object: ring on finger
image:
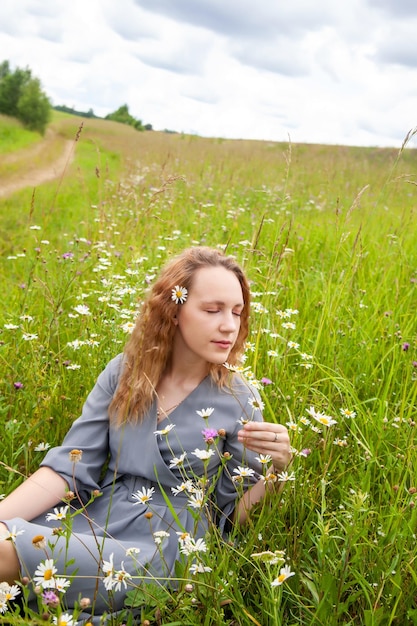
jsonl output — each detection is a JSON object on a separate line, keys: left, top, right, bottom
{"left": 274, "top": 432, "right": 279, "bottom": 442}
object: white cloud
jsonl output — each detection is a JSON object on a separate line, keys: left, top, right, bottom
{"left": 0, "top": 0, "right": 416, "bottom": 147}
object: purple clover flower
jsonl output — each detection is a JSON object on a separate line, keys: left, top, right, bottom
{"left": 42, "top": 590, "right": 59, "bottom": 607}
{"left": 402, "top": 342, "right": 410, "bottom": 352}
{"left": 13, "top": 381, "right": 23, "bottom": 389}
{"left": 202, "top": 428, "right": 218, "bottom": 443}
{"left": 261, "top": 377, "right": 273, "bottom": 386}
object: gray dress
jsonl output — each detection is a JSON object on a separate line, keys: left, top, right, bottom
{"left": 5, "top": 354, "right": 263, "bottom": 618}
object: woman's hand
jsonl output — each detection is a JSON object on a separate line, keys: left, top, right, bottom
{"left": 237, "top": 422, "right": 292, "bottom": 472}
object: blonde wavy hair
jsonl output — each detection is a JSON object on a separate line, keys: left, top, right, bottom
{"left": 109, "top": 246, "right": 251, "bottom": 425}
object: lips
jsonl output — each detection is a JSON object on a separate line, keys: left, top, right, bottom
{"left": 213, "top": 341, "right": 232, "bottom": 349}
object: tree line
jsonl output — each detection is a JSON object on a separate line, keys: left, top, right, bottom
{"left": 0, "top": 60, "right": 153, "bottom": 134}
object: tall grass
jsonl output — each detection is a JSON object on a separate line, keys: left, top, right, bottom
{"left": 0, "top": 116, "right": 416, "bottom": 624}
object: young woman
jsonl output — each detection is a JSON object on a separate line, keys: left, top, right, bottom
{"left": 0, "top": 246, "right": 291, "bottom": 620}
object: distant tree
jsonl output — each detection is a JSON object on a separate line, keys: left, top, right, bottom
{"left": 17, "top": 77, "right": 51, "bottom": 133}
{"left": 54, "top": 104, "right": 98, "bottom": 119}
{"left": 0, "top": 60, "right": 51, "bottom": 134}
{"left": 105, "top": 104, "right": 144, "bottom": 131}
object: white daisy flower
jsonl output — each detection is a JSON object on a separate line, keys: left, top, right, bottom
{"left": 45, "top": 506, "right": 69, "bottom": 522}
{"left": 271, "top": 564, "right": 295, "bottom": 586}
{"left": 132, "top": 486, "right": 155, "bottom": 505}
{"left": 33, "top": 558, "right": 57, "bottom": 589}
{"left": 191, "top": 448, "right": 215, "bottom": 461}
{"left": 154, "top": 423, "right": 176, "bottom": 438}
{"left": 189, "top": 562, "right": 212, "bottom": 575}
{"left": 196, "top": 407, "right": 214, "bottom": 418}
{"left": 171, "top": 285, "right": 188, "bottom": 304}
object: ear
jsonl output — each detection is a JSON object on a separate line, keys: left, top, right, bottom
{"left": 173, "top": 316, "right": 178, "bottom": 326}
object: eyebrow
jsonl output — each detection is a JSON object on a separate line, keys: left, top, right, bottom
{"left": 201, "top": 300, "right": 244, "bottom": 308}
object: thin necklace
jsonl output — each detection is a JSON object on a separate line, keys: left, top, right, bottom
{"left": 156, "top": 403, "right": 179, "bottom": 418}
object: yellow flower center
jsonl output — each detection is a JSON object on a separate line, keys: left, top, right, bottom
{"left": 44, "top": 569, "right": 53, "bottom": 581}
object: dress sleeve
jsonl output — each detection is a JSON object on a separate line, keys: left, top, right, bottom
{"left": 39, "top": 354, "right": 122, "bottom": 501}
{"left": 215, "top": 384, "right": 264, "bottom": 534}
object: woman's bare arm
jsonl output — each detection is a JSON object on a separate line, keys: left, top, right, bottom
{"left": 0, "top": 467, "right": 69, "bottom": 522}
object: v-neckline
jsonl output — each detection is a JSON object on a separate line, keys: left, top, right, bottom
{"left": 154, "top": 375, "right": 209, "bottom": 425}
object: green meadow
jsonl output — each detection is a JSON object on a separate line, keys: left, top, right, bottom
{"left": 0, "top": 112, "right": 416, "bottom": 625}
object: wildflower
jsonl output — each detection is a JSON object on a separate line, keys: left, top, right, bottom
{"left": 402, "top": 342, "right": 410, "bottom": 351}
{"left": 277, "top": 471, "right": 296, "bottom": 482}
{"left": 192, "top": 448, "right": 215, "bottom": 461}
{"left": 42, "top": 590, "right": 59, "bottom": 607}
{"left": 4, "top": 323, "right": 19, "bottom": 330}
{"left": 102, "top": 553, "right": 115, "bottom": 590}
{"left": 113, "top": 565, "right": 132, "bottom": 591}
{"left": 255, "top": 454, "right": 272, "bottom": 465}
{"left": 52, "top": 612, "right": 77, "bottom": 625}
{"left": 287, "top": 341, "right": 300, "bottom": 349}
{"left": 33, "top": 558, "right": 57, "bottom": 589}
{"left": 306, "top": 406, "right": 337, "bottom": 427}
{"left": 333, "top": 438, "right": 348, "bottom": 447}
{"left": 0, "top": 525, "right": 24, "bottom": 542}
{"left": 121, "top": 321, "right": 135, "bottom": 333}
{"left": 179, "top": 536, "right": 207, "bottom": 555}
{"left": 282, "top": 322, "right": 296, "bottom": 330}
{"left": 189, "top": 562, "right": 212, "bottom": 575}
{"left": 187, "top": 490, "right": 205, "bottom": 509}
{"left": 69, "top": 449, "right": 82, "bottom": 463}
{"left": 13, "top": 381, "right": 23, "bottom": 389}
{"left": 169, "top": 452, "right": 187, "bottom": 468}
{"left": 125, "top": 547, "right": 140, "bottom": 557}
{"left": 171, "top": 285, "right": 188, "bottom": 304}
{"left": 62, "top": 252, "right": 74, "bottom": 259}
{"left": 73, "top": 304, "right": 91, "bottom": 315}
{"left": 0, "top": 582, "right": 21, "bottom": 602}
{"left": 233, "top": 466, "right": 256, "bottom": 478}
{"left": 271, "top": 564, "right": 295, "bottom": 587}
{"left": 45, "top": 506, "right": 69, "bottom": 522}
{"left": 132, "top": 487, "right": 155, "bottom": 505}
{"left": 261, "top": 377, "right": 273, "bottom": 385}
{"left": 248, "top": 397, "right": 265, "bottom": 411}
{"left": 252, "top": 550, "right": 286, "bottom": 565}
{"left": 22, "top": 333, "right": 38, "bottom": 341}
{"left": 202, "top": 427, "right": 218, "bottom": 443}
{"left": 196, "top": 407, "right": 214, "bottom": 418}
{"left": 340, "top": 408, "right": 357, "bottom": 419}
{"left": 34, "top": 442, "right": 51, "bottom": 452}
{"left": 300, "top": 448, "right": 311, "bottom": 457}
{"left": 286, "top": 421, "right": 301, "bottom": 433}
{"left": 54, "top": 577, "right": 71, "bottom": 592}
{"left": 153, "top": 530, "right": 170, "bottom": 545}
{"left": 300, "top": 352, "right": 313, "bottom": 360}
{"left": 261, "top": 472, "right": 277, "bottom": 485}
{"left": 32, "top": 534, "right": 46, "bottom": 549}
{"left": 154, "top": 423, "right": 176, "bottom": 437}
{"left": 30, "top": 225, "right": 41, "bottom": 230}
{"left": 299, "top": 362, "right": 313, "bottom": 369}
{"left": 171, "top": 480, "right": 194, "bottom": 495}
{"left": 267, "top": 350, "right": 279, "bottom": 357}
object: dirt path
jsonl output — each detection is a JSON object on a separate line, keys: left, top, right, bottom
{"left": 0, "top": 137, "right": 75, "bottom": 199}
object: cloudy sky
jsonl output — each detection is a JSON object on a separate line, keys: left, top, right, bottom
{"left": 1, "top": 0, "right": 417, "bottom": 148}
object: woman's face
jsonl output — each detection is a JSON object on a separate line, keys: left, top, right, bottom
{"left": 173, "top": 265, "right": 244, "bottom": 368}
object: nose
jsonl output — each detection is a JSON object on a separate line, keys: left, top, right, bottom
{"left": 219, "top": 311, "right": 239, "bottom": 333}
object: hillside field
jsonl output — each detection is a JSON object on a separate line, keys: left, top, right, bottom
{"left": 0, "top": 112, "right": 416, "bottom": 625}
